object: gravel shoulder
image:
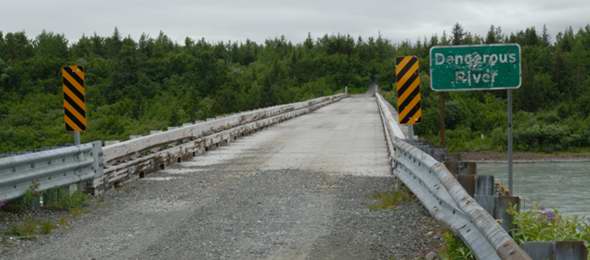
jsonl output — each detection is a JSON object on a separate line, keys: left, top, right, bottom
{"left": 1, "top": 96, "right": 443, "bottom": 259}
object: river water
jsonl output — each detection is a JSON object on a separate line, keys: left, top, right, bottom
{"left": 477, "top": 161, "right": 590, "bottom": 220}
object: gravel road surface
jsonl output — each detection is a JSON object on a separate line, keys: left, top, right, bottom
{"left": 4, "top": 96, "right": 442, "bottom": 259}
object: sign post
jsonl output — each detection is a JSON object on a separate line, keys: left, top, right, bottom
{"left": 507, "top": 90, "right": 513, "bottom": 194}
{"left": 429, "top": 43, "right": 521, "bottom": 194}
{"left": 62, "top": 65, "right": 87, "bottom": 145}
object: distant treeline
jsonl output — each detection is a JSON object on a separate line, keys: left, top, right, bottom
{"left": 0, "top": 23, "right": 589, "bottom": 153}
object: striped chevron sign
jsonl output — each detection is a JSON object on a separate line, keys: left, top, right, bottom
{"left": 395, "top": 56, "right": 422, "bottom": 125}
{"left": 62, "top": 65, "right": 87, "bottom": 131}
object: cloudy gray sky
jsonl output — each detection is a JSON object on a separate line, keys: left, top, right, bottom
{"left": 1, "top": 0, "right": 589, "bottom": 44}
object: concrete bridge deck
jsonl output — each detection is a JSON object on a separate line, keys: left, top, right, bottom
{"left": 9, "top": 96, "right": 441, "bottom": 260}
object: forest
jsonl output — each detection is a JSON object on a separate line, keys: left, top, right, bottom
{"left": 0, "top": 23, "right": 589, "bottom": 154}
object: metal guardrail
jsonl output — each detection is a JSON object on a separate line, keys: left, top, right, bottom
{"left": 375, "top": 93, "right": 531, "bottom": 260}
{"left": 0, "top": 142, "right": 103, "bottom": 202}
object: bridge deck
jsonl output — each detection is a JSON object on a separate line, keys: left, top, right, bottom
{"left": 12, "top": 96, "right": 441, "bottom": 260}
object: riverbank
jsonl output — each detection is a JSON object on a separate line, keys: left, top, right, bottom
{"left": 459, "top": 151, "right": 590, "bottom": 163}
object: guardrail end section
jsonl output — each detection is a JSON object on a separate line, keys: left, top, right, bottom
{"left": 497, "top": 240, "right": 532, "bottom": 260}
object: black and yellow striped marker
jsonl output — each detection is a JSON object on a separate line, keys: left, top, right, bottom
{"left": 395, "top": 56, "right": 422, "bottom": 125}
{"left": 62, "top": 65, "right": 87, "bottom": 131}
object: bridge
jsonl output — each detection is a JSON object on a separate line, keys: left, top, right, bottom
{"left": 1, "top": 91, "right": 532, "bottom": 259}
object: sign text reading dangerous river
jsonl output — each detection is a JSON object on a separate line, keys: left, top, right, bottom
{"left": 429, "top": 43, "right": 521, "bottom": 91}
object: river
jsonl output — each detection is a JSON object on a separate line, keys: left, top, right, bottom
{"left": 477, "top": 161, "right": 590, "bottom": 220}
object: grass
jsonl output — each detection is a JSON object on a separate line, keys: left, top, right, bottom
{"left": 5, "top": 218, "right": 37, "bottom": 239}
{"left": 3, "top": 185, "right": 88, "bottom": 212}
{"left": 2, "top": 184, "right": 42, "bottom": 212}
{"left": 4, "top": 218, "right": 56, "bottom": 238}
{"left": 368, "top": 187, "right": 412, "bottom": 210}
{"left": 508, "top": 205, "right": 590, "bottom": 251}
{"left": 39, "top": 220, "right": 55, "bottom": 235}
{"left": 44, "top": 189, "right": 89, "bottom": 210}
{"left": 439, "top": 230, "right": 475, "bottom": 260}
{"left": 3, "top": 207, "right": 82, "bottom": 239}
{"left": 1, "top": 185, "right": 90, "bottom": 240}
{"left": 57, "top": 216, "right": 69, "bottom": 227}
{"left": 5, "top": 217, "right": 49, "bottom": 239}
{"left": 68, "top": 207, "right": 84, "bottom": 218}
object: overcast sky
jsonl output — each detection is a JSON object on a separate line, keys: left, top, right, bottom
{"left": 1, "top": 0, "right": 589, "bottom": 44}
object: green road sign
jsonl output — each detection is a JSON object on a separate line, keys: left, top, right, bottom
{"left": 429, "top": 43, "right": 521, "bottom": 91}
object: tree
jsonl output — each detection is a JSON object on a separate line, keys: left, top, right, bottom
{"left": 33, "top": 31, "right": 68, "bottom": 58}
{"left": 486, "top": 25, "right": 502, "bottom": 44}
{"left": 541, "top": 25, "right": 550, "bottom": 46}
{"left": 2, "top": 24, "right": 590, "bottom": 154}
{"left": 451, "top": 23, "right": 465, "bottom": 45}
{"left": 2, "top": 32, "right": 33, "bottom": 61}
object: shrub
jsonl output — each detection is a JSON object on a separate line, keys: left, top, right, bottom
{"left": 368, "top": 187, "right": 412, "bottom": 210}
{"left": 509, "top": 205, "right": 590, "bottom": 251}
{"left": 44, "top": 189, "right": 89, "bottom": 210}
{"left": 440, "top": 230, "right": 475, "bottom": 260}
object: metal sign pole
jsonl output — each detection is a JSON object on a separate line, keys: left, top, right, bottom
{"left": 74, "top": 132, "right": 81, "bottom": 146}
{"left": 507, "top": 89, "right": 513, "bottom": 195}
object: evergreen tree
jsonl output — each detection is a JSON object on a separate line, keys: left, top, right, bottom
{"left": 451, "top": 23, "right": 465, "bottom": 45}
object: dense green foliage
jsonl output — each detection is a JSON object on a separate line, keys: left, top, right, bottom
{"left": 510, "top": 206, "right": 590, "bottom": 249}
{"left": 1, "top": 23, "right": 590, "bottom": 153}
{"left": 0, "top": 30, "right": 393, "bottom": 153}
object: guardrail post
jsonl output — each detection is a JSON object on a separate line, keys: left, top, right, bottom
{"left": 522, "top": 241, "right": 554, "bottom": 259}
{"left": 456, "top": 161, "right": 477, "bottom": 196}
{"left": 89, "top": 141, "right": 104, "bottom": 195}
{"left": 554, "top": 241, "right": 588, "bottom": 259}
{"left": 522, "top": 241, "right": 588, "bottom": 260}
{"left": 475, "top": 175, "right": 495, "bottom": 195}
{"left": 495, "top": 195, "right": 520, "bottom": 233}
{"left": 458, "top": 161, "right": 477, "bottom": 175}
{"left": 475, "top": 175, "right": 496, "bottom": 214}
{"left": 444, "top": 153, "right": 461, "bottom": 175}
{"left": 457, "top": 175, "right": 476, "bottom": 196}
{"left": 68, "top": 183, "right": 79, "bottom": 195}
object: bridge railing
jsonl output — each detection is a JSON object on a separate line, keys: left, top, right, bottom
{"left": 97, "top": 93, "right": 345, "bottom": 192}
{"left": 375, "top": 93, "right": 530, "bottom": 260}
{"left": 0, "top": 93, "right": 345, "bottom": 201}
{"left": 0, "top": 142, "right": 102, "bottom": 202}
